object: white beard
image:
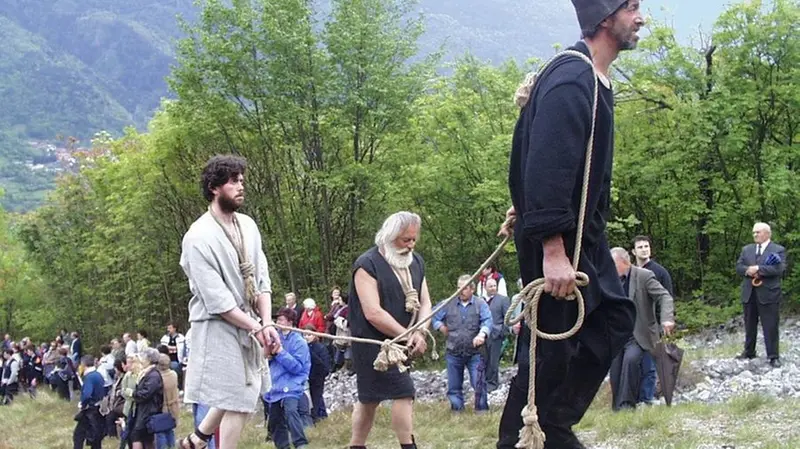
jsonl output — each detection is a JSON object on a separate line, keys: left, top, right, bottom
{"left": 382, "top": 244, "right": 413, "bottom": 269}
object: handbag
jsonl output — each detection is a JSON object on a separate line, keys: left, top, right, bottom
{"left": 332, "top": 309, "right": 351, "bottom": 349}
{"left": 333, "top": 324, "right": 351, "bottom": 349}
{"left": 146, "top": 412, "right": 176, "bottom": 433}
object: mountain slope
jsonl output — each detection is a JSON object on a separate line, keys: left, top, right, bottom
{"left": 0, "top": 0, "right": 731, "bottom": 212}
{"left": 0, "top": 15, "right": 132, "bottom": 139}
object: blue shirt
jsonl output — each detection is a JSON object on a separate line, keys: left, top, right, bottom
{"left": 80, "top": 368, "right": 106, "bottom": 406}
{"left": 432, "top": 295, "right": 493, "bottom": 338}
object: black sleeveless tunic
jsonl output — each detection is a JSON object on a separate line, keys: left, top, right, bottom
{"left": 348, "top": 246, "right": 425, "bottom": 403}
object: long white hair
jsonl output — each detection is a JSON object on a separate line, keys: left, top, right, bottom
{"left": 374, "top": 212, "right": 421, "bottom": 247}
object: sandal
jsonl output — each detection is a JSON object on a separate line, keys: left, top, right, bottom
{"left": 180, "top": 432, "right": 209, "bottom": 449}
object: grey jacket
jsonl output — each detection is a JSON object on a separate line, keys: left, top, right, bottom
{"left": 627, "top": 266, "right": 674, "bottom": 352}
{"left": 736, "top": 241, "right": 786, "bottom": 304}
{"left": 486, "top": 294, "right": 511, "bottom": 340}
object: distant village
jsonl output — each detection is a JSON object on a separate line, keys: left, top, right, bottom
{"left": 20, "top": 138, "right": 108, "bottom": 174}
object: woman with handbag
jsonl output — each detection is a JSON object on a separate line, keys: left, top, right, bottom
{"left": 129, "top": 348, "right": 165, "bottom": 449}
{"left": 331, "top": 297, "right": 352, "bottom": 373}
{"left": 105, "top": 359, "right": 127, "bottom": 438}
{"left": 156, "top": 354, "right": 180, "bottom": 449}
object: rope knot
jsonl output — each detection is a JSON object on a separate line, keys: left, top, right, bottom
{"left": 404, "top": 288, "right": 420, "bottom": 313}
{"left": 240, "top": 261, "right": 255, "bottom": 278}
{"left": 516, "top": 405, "right": 546, "bottom": 449}
{"left": 373, "top": 340, "right": 409, "bottom": 373}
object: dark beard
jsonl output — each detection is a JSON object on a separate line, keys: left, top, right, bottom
{"left": 610, "top": 19, "right": 638, "bottom": 51}
{"left": 619, "top": 37, "right": 637, "bottom": 50}
{"left": 218, "top": 194, "right": 242, "bottom": 213}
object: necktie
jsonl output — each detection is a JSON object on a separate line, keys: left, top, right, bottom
{"left": 756, "top": 244, "right": 762, "bottom": 257}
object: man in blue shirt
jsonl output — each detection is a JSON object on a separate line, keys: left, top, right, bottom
{"left": 433, "top": 275, "right": 494, "bottom": 412}
{"left": 73, "top": 355, "right": 105, "bottom": 449}
{"left": 264, "top": 308, "right": 311, "bottom": 449}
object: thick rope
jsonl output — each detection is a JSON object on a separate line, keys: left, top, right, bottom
{"left": 251, "top": 235, "right": 513, "bottom": 371}
{"left": 208, "top": 207, "right": 268, "bottom": 386}
{"left": 391, "top": 265, "right": 439, "bottom": 361}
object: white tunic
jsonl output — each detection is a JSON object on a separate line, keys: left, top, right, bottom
{"left": 179, "top": 211, "right": 272, "bottom": 412}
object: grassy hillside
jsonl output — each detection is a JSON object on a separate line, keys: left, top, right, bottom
{"left": 3, "top": 385, "right": 800, "bottom": 448}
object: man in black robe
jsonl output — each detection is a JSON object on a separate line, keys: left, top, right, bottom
{"left": 348, "top": 211, "right": 432, "bottom": 449}
{"left": 497, "top": 1, "right": 644, "bottom": 448}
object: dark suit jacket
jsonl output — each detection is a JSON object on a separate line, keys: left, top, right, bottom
{"left": 736, "top": 241, "right": 786, "bottom": 304}
{"left": 70, "top": 338, "right": 82, "bottom": 362}
{"left": 628, "top": 266, "right": 674, "bottom": 352}
{"left": 486, "top": 294, "right": 511, "bottom": 340}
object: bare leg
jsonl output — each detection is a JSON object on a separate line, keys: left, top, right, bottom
{"left": 181, "top": 407, "right": 225, "bottom": 449}
{"left": 197, "top": 408, "right": 225, "bottom": 435}
{"left": 350, "top": 402, "right": 379, "bottom": 446}
{"left": 391, "top": 399, "right": 414, "bottom": 445}
{"left": 132, "top": 443, "right": 143, "bottom": 449}
{"left": 218, "top": 411, "right": 250, "bottom": 449}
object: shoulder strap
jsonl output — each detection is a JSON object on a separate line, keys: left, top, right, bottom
{"left": 514, "top": 49, "right": 598, "bottom": 108}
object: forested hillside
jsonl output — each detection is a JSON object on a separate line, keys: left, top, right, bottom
{"left": 0, "top": 0, "right": 727, "bottom": 211}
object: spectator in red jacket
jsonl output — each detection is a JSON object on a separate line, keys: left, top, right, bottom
{"left": 298, "top": 298, "right": 326, "bottom": 333}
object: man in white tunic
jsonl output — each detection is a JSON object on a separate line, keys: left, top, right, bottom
{"left": 179, "top": 155, "right": 281, "bottom": 449}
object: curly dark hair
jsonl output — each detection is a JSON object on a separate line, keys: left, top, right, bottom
{"left": 201, "top": 155, "right": 248, "bottom": 202}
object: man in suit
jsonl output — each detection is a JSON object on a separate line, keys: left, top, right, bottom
{"left": 609, "top": 247, "right": 674, "bottom": 411}
{"left": 69, "top": 332, "right": 82, "bottom": 364}
{"left": 735, "top": 222, "right": 786, "bottom": 367}
{"left": 483, "top": 278, "right": 511, "bottom": 392}
{"left": 284, "top": 292, "right": 303, "bottom": 327}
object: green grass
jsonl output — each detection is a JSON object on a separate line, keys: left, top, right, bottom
{"left": 4, "top": 387, "right": 800, "bottom": 448}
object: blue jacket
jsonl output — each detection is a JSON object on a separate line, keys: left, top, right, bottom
{"left": 80, "top": 368, "right": 106, "bottom": 406}
{"left": 264, "top": 331, "right": 310, "bottom": 404}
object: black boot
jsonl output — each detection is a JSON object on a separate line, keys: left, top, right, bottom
{"left": 400, "top": 435, "right": 417, "bottom": 449}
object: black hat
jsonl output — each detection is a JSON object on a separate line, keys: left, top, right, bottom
{"left": 571, "top": 0, "right": 629, "bottom": 35}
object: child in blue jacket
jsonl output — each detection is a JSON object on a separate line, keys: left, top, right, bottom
{"left": 264, "top": 308, "right": 311, "bottom": 449}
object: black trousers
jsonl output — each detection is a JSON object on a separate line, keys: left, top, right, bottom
{"left": 497, "top": 297, "right": 634, "bottom": 449}
{"left": 55, "top": 377, "right": 71, "bottom": 401}
{"left": 73, "top": 407, "right": 104, "bottom": 449}
{"left": 743, "top": 292, "right": 780, "bottom": 359}
{"left": 105, "top": 410, "right": 124, "bottom": 438}
{"left": 309, "top": 376, "right": 327, "bottom": 421}
{"left": 608, "top": 339, "right": 645, "bottom": 411}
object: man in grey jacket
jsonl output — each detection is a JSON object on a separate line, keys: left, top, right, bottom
{"left": 609, "top": 247, "right": 675, "bottom": 411}
{"left": 483, "top": 278, "right": 511, "bottom": 392}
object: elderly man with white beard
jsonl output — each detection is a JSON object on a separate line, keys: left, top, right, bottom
{"left": 346, "top": 212, "right": 433, "bottom": 449}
